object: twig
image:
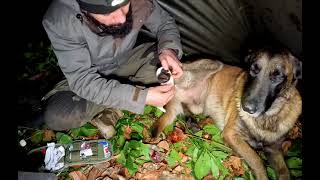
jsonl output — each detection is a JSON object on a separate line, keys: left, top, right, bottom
{"left": 187, "top": 134, "right": 232, "bottom": 153}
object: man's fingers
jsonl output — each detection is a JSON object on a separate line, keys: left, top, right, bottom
{"left": 161, "top": 59, "right": 169, "bottom": 70}
{"left": 159, "top": 84, "right": 174, "bottom": 92}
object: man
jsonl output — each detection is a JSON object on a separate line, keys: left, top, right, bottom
{"left": 42, "top": 0, "right": 183, "bottom": 138}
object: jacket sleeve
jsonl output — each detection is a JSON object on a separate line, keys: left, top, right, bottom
{"left": 42, "top": 17, "right": 148, "bottom": 114}
{"left": 144, "top": 0, "right": 183, "bottom": 59}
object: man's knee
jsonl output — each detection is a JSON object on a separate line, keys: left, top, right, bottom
{"left": 43, "top": 91, "right": 89, "bottom": 130}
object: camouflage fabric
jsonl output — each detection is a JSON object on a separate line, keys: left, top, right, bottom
{"left": 27, "top": 139, "right": 113, "bottom": 172}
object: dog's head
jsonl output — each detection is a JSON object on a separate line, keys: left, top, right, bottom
{"left": 241, "top": 46, "right": 302, "bottom": 117}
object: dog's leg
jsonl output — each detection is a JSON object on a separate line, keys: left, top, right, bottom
{"left": 222, "top": 110, "right": 268, "bottom": 180}
{"left": 223, "top": 130, "right": 268, "bottom": 180}
{"left": 152, "top": 98, "right": 183, "bottom": 137}
{"left": 265, "top": 144, "right": 291, "bottom": 180}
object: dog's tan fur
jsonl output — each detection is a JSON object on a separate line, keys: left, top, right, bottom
{"left": 153, "top": 49, "right": 302, "bottom": 180}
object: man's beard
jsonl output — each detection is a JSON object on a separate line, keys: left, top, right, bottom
{"left": 85, "top": 7, "right": 133, "bottom": 38}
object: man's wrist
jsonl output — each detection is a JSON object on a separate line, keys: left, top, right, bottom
{"left": 159, "top": 48, "right": 178, "bottom": 56}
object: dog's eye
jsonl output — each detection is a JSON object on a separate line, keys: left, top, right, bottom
{"left": 270, "top": 70, "right": 283, "bottom": 82}
{"left": 250, "top": 63, "right": 261, "bottom": 76}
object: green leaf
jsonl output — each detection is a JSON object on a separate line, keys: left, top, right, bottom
{"left": 31, "top": 130, "right": 44, "bottom": 144}
{"left": 56, "top": 132, "right": 73, "bottom": 144}
{"left": 117, "top": 140, "right": 151, "bottom": 175}
{"left": 80, "top": 127, "right": 98, "bottom": 137}
{"left": 193, "top": 114, "right": 207, "bottom": 122}
{"left": 203, "top": 124, "right": 221, "bottom": 135}
{"left": 143, "top": 105, "right": 153, "bottom": 115}
{"left": 185, "top": 161, "right": 192, "bottom": 169}
{"left": 166, "top": 149, "right": 181, "bottom": 167}
{"left": 194, "top": 130, "right": 203, "bottom": 137}
{"left": 210, "top": 157, "right": 220, "bottom": 178}
{"left": 194, "top": 151, "right": 211, "bottom": 179}
{"left": 232, "top": 177, "right": 245, "bottom": 180}
{"left": 173, "top": 141, "right": 185, "bottom": 152}
{"left": 135, "top": 158, "right": 147, "bottom": 165}
{"left": 126, "top": 157, "right": 139, "bottom": 175}
{"left": 286, "top": 139, "right": 302, "bottom": 157}
{"left": 215, "top": 159, "right": 229, "bottom": 176}
{"left": 286, "top": 157, "right": 302, "bottom": 169}
{"left": 131, "top": 123, "right": 144, "bottom": 134}
{"left": 244, "top": 171, "right": 255, "bottom": 180}
{"left": 68, "top": 123, "right": 99, "bottom": 139}
{"left": 185, "top": 146, "right": 196, "bottom": 157}
{"left": 290, "top": 169, "right": 302, "bottom": 177}
{"left": 259, "top": 152, "right": 267, "bottom": 161}
{"left": 69, "top": 128, "right": 81, "bottom": 138}
{"left": 192, "top": 147, "right": 199, "bottom": 162}
{"left": 154, "top": 107, "right": 164, "bottom": 118}
{"left": 130, "top": 132, "right": 144, "bottom": 140}
{"left": 267, "top": 166, "right": 277, "bottom": 180}
{"left": 121, "top": 110, "right": 131, "bottom": 117}
{"left": 163, "top": 122, "right": 174, "bottom": 135}
{"left": 211, "top": 151, "right": 228, "bottom": 161}
{"left": 212, "top": 134, "right": 224, "bottom": 144}
{"left": 111, "top": 135, "right": 125, "bottom": 154}
{"left": 117, "top": 151, "right": 126, "bottom": 165}
{"left": 129, "top": 149, "right": 141, "bottom": 158}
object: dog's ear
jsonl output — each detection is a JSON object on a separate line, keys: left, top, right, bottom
{"left": 293, "top": 57, "right": 302, "bottom": 80}
{"left": 244, "top": 52, "right": 255, "bottom": 65}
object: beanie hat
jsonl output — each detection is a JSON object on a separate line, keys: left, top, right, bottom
{"left": 77, "top": 0, "right": 130, "bottom": 14}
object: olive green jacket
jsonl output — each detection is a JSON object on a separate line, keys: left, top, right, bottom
{"left": 42, "top": 0, "right": 182, "bottom": 113}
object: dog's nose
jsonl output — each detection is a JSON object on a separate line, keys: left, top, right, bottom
{"left": 243, "top": 102, "right": 257, "bottom": 114}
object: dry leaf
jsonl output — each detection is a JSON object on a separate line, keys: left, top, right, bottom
{"left": 70, "top": 165, "right": 86, "bottom": 169}
{"left": 143, "top": 127, "right": 150, "bottom": 139}
{"left": 100, "top": 166, "right": 121, "bottom": 178}
{"left": 69, "top": 171, "right": 87, "bottom": 180}
{"left": 160, "top": 171, "right": 194, "bottom": 180}
{"left": 119, "top": 167, "right": 130, "bottom": 179}
{"left": 140, "top": 170, "right": 162, "bottom": 180}
{"left": 144, "top": 137, "right": 162, "bottom": 144}
{"left": 157, "top": 141, "right": 170, "bottom": 151}
{"left": 180, "top": 153, "right": 189, "bottom": 163}
{"left": 198, "top": 118, "right": 215, "bottom": 128}
{"left": 167, "top": 128, "right": 187, "bottom": 143}
{"left": 135, "top": 172, "right": 144, "bottom": 179}
{"left": 43, "top": 129, "right": 55, "bottom": 141}
{"left": 203, "top": 133, "right": 210, "bottom": 140}
{"left": 94, "top": 162, "right": 111, "bottom": 171}
{"left": 29, "top": 71, "right": 49, "bottom": 80}
{"left": 203, "top": 175, "right": 214, "bottom": 180}
{"left": 184, "top": 167, "right": 192, "bottom": 175}
{"left": 172, "top": 165, "right": 184, "bottom": 174}
{"left": 124, "top": 125, "right": 132, "bottom": 140}
{"left": 223, "top": 156, "right": 245, "bottom": 177}
{"left": 102, "top": 177, "right": 112, "bottom": 180}
{"left": 87, "top": 167, "right": 102, "bottom": 180}
{"left": 80, "top": 135, "right": 100, "bottom": 140}
{"left": 141, "top": 163, "right": 160, "bottom": 172}
{"left": 282, "top": 140, "right": 292, "bottom": 154}
{"left": 288, "top": 121, "right": 302, "bottom": 139}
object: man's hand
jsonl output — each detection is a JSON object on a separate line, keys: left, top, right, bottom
{"left": 145, "top": 84, "right": 175, "bottom": 107}
{"left": 159, "top": 49, "right": 183, "bottom": 79}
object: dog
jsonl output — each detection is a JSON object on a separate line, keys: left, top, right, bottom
{"left": 153, "top": 47, "right": 302, "bottom": 180}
